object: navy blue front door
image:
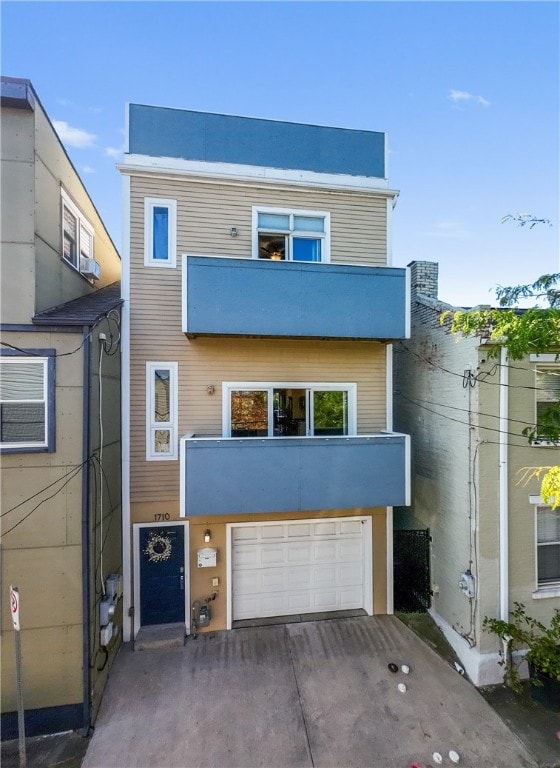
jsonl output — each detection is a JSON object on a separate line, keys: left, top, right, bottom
{"left": 139, "top": 526, "right": 185, "bottom": 625}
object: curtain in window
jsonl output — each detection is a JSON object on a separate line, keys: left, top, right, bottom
{"left": 0, "top": 360, "right": 46, "bottom": 444}
{"left": 537, "top": 508, "right": 560, "bottom": 584}
{"left": 292, "top": 238, "right": 321, "bottom": 262}
{"left": 152, "top": 207, "right": 169, "bottom": 261}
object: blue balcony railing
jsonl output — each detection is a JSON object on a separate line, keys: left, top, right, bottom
{"left": 181, "top": 433, "right": 410, "bottom": 516}
{"left": 183, "top": 256, "right": 409, "bottom": 340}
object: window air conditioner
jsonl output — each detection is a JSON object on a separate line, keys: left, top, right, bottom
{"left": 80, "top": 257, "right": 101, "bottom": 280}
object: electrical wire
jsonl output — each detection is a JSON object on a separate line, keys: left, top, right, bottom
{"left": 398, "top": 391, "right": 557, "bottom": 444}
{"left": 397, "top": 342, "right": 558, "bottom": 392}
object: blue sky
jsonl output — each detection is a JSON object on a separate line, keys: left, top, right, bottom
{"left": 2, "top": 1, "right": 558, "bottom": 306}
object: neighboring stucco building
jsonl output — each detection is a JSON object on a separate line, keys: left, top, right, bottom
{"left": 394, "top": 260, "right": 560, "bottom": 686}
{"left": 1, "top": 77, "right": 122, "bottom": 737}
{"left": 119, "top": 105, "right": 411, "bottom": 642}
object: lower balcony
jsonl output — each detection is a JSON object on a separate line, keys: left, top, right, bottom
{"left": 181, "top": 433, "right": 410, "bottom": 516}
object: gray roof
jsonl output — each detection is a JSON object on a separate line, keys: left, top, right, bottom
{"left": 32, "top": 282, "right": 122, "bottom": 326}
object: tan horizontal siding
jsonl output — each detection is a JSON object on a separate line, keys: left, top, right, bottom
{"left": 130, "top": 175, "right": 387, "bottom": 267}
{"left": 130, "top": 337, "right": 387, "bottom": 502}
{"left": 129, "top": 172, "right": 389, "bottom": 502}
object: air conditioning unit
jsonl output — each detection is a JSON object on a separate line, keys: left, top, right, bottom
{"left": 80, "top": 257, "right": 101, "bottom": 280}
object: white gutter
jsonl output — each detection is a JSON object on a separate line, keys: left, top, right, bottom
{"left": 499, "top": 346, "right": 509, "bottom": 621}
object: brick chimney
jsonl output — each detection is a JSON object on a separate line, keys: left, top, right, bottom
{"left": 408, "top": 261, "right": 439, "bottom": 299}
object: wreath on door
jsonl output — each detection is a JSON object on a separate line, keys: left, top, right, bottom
{"left": 143, "top": 532, "right": 173, "bottom": 563}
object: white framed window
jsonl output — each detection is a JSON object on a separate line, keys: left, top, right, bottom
{"left": 146, "top": 362, "right": 178, "bottom": 460}
{"left": 252, "top": 207, "right": 330, "bottom": 263}
{"left": 144, "top": 198, "right": 177, "bottom": 267}
{"left": 534, "top": 365, "right": 560, "bottom": 444}
{"left": 536, "top": 505, "right": 560, "bottom": 589}
{"left": 0, "top": 354, "right": 55, "bottom": 452}
{"left": 61, "top": 189, "right": 96, "bottom": 276}
{"left": 222, "top": 382, "right": 356, "bottom": 438}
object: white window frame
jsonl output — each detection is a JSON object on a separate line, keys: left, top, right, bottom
{"left": 251, "top": 206, "right": 331, "bottom": 263}
{"left": 0, "top": 355, "right": 52, "bottom": 452}
{"left": 222, "top": 381, "right": 356, "bottom": 437}
{"left": 146, "top": 362, "right": 178, "bottom": 460}
{"left": 532, "top": 363, "right": 560, "bottom": 446}
{"left": 61, "top": 189, "right": 96, "bottom": 275}
{"left": 531, "top": 499, "right": 560, "bottom": 597}
{"left": 144, "top": 197, "right": 177, "bottom": 267}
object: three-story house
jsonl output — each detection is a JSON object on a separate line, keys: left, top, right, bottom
{"left": 120, "top": 105, "right": 410, "bottom": 641}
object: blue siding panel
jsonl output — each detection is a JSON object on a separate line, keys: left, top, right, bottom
{"left": 129, "top": 105, "right": 385, "bottom": 178}
{"left": 184, "top": 436, "right": 407, "bottom": 515}
{"left": 186, "top": 257, "right": 407, "bottom": 340}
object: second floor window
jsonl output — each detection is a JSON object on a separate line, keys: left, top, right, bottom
{"left": 253, "top": 207, "right": 330, "bottom": 263}
{"left": 61, "top": 190, "right": 95, "bottom": 271}
{"left": 0, "top": 354, "right": 55, "bottom": 452}
{"left": 224, "top": 383, "right": 355, "bottom": 438}
{"left": 146, "top": 362, "right": 178, "bottom": 460}
{"left": 535, "top": 365, "right": 560, "bottom": 443}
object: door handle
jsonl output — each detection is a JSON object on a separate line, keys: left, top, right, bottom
{"left": 179, "top": 566, "right": 184, "bottom": 591}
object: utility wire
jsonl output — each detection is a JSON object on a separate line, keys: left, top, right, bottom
{"left": 397, "top": 342, "right": 558, "bottom": 392}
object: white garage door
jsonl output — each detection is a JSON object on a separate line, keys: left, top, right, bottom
{"left": 231, "top": 518, "right": 368, "bottom": 621}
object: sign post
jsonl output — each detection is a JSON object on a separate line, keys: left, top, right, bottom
{"left": 10, "top": 586, "right": 26, "bottom": 768}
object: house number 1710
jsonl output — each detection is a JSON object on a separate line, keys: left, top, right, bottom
{"left": 154, "top": 513, "right": 170, "bottom": 521}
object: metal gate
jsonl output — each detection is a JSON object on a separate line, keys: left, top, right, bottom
{"left": 393, "top": 529, "right": 431, "bottom": 612}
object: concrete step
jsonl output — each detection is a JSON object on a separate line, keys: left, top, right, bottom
{"left": 134, "top": 623, "right": 185, "bottom": 650}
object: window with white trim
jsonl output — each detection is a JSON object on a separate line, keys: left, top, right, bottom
{"left": 224, "top": 383, "right": 356, "bottom": 437}
{"left": 0, "top": 354, "right": 55, "bottom": 452}
{"left": 253, "top": 207, "right": 330, "bottom": 263}
{"left": 61, "top": 190, "right": 97, "bottom": 277}
{"left": 537, "top": 506, "right": 560, "bottom": 588}
{"left": 146, "top": 362, "right": 178, "bottom": 460}
{"left": 144, "top": 198, "right": 177, "bottom": 267}
{"left": 535, "top": 365, "right": 560, "bottom": 443}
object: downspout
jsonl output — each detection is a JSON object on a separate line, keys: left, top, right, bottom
{"left": 81, "top": 325, "right": 92, "bottom": 733}
{"left": 499, "top": 346, "right": 509, "bottom": 623}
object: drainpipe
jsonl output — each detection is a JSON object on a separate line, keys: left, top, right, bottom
{"left": 498, "top": 346, "right": 509, "bottom": 624}
{"left": 81, "top": 325, "right": 92, "bottom": 733}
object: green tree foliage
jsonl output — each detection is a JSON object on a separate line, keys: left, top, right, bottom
{"left": 441, "top": 215, "right": 559, "bottom": 507}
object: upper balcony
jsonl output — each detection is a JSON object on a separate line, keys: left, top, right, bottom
{"left": 182, "top": 255, "right": 409, "bottom": 341}
{"left": 181, "top": 432, "right": 410, "bottom": 516}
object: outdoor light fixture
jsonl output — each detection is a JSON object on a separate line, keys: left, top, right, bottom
{"left": 207, "top": 385, "right": 215, "bottom": 395}
{"left": 204, "top": 530, "right": 211, "bottom": 543}
{"left": 230, "top": 227, "right": 238, "bottom": 237}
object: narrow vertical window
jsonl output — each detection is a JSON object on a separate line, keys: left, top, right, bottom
{"left": 63, "top": 206, "right": 78, "bottom": 266}
{"left": 146, "top": 362, "right": 178, "bottom": 460}
{"left": 144, "top": 198, "right": 177, "bottom": 267}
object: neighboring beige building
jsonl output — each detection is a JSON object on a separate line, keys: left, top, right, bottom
{"left": 120, "top": 105, "right": 410, "bottom": 643}
{"left": 394, "top": 260, "right": 560, "bottom": 686}
{"left": 1, "top": 77, "right": 122, "bottom": 737}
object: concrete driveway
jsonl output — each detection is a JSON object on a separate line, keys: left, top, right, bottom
{"left": 83, "top": 616, "right": 536, "bottom": 768}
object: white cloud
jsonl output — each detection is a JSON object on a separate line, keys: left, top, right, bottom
{"left": 448, "top": 89, "right": 491, "bottom": 107}
{"left": 52, "top": 120, "right": 97, "bottom": 148}
{"left": 82, "top": 165, "right": 96, "bottom": 174}
{"left": 105, "top": 146, "right": 123, "bottom": 158}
